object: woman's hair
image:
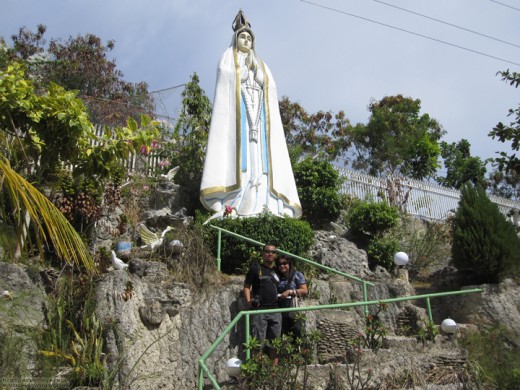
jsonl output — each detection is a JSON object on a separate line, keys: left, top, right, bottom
{"left": 276, "top": 255, "right": 295, "bottom": 275}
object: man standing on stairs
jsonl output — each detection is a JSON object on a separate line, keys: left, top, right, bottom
{"left": 243, "top": 244, "right": 282, "bottom": 363}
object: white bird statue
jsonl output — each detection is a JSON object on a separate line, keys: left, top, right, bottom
{"left": 111, "top": 250, "right": 129, "bottom": 271}
{"left": 160, "top": 166, "right": 180, "bottom": 181}
{"left": 330, "top": 221, "right": 348, "bottom": 237}
{"left": 139, "top": 225, "right": 174, "bottom": 251}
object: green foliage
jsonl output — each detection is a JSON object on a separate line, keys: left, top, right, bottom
{"left": 1, "top": 62, "right": 160, "bottom": 189}
{"left": 158, "top": 73, "right": 211, "bottom": 213}
{"left": 416, "top": 321, "right": 438, "bottom": 346}
{"left": 38, "top": 274, "right": 107, "bottom": 386}
{"left": 239, "top": 331, "right": 320, "bottom": 389}
{"left": 462, "top": 325, "right": 520, "bottom": 389}
{"left": 293, "top": 157, "right": 343, "bottom": 226}
{"left": 206, "top": 212, "right": 314, "bottom": 274}
{"left": 400, "top": 218, "right": 452, "bottom": 277}
{"left": 437, "top": 139, "right": 488, "bottom": 189}
{"left": 489, "top": 70, "right": 520, "bottom": 185}
{"left": 487, "top": 168, "right": 520, "bottom": 200}
{"left": 361, "top": 303, "right": 388, "bottom": 351}
{"left": 347, "top": 199, "right": 400, "bottom": 237}
{"left": 367, "top": 234, "right": 400, "bottom": 272}
{"left": 279, "top": 96, "right": 353, "bottom": 162}
{"left": 451, "top": 183, "right": 520, "bottom": 283}
{"left": 5, "top": 25, "right": 155, "bottom": 126}
{"left": 351, "top": 95, "right": 444, "bottom": 180}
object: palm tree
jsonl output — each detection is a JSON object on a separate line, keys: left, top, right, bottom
{"left": 1, "top": 154, "right": 95, "bottom": 272}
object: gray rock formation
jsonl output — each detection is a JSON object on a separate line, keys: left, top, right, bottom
{"left": 1, "top": 228, "right": 519, "bottom": 389}
{"left": 94, "top": 260, "right": 243, "bottom": 389}
{"left": 0, "top": 262, "right": 46, "bottom": 378}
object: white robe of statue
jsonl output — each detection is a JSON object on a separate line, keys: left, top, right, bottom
{"left": 200, "top": 20, "right": 302, "bottom": 220}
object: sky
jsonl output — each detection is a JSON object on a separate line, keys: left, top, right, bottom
{"left": 2, "top": 0, "right": 520, "bottom": 165}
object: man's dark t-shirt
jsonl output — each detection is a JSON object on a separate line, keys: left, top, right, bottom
{"left": 244, "top": 263, "right": 280, "bottom": 309}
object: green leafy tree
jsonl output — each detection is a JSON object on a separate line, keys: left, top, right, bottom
{"left": 451, "top": 183, "right": 520, "bottom": 283}
{"left": 1, "top": 61, "right": 159, "bottom": 259}
{"left": 347, "top": 200, "right": 400, "bottom": 238}
{"left": 487, "top": 168, "right": 520, "bottom": 200}
{"left": 1, "top": 62, "right": 159, "bottom": 189}
{"left": 293, "top": 157, "right": 343, "bottom": 227}
{"left": 3, "top": 25, "right": 154, "bottom": 126}
{"left": 437, "top": 139, "right": 488, "bottom": 189}
{"left": 351, "top": 95, "right": 444, "bottom": 180}
{"left": 488, "top": 69, "right": 520, "bottom": 199}
{"left": 163, "top": 73, "right": 212, "bottom": 213}
{"left": 279, "top": 96, "right": 353, "bottom": 163}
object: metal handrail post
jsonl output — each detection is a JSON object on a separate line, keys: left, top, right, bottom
{"left": 245, "top": 313, "right": 251, "bottom": 360}
{"left": 217, "top": 229, "right": 222, "bottom": 272}
{"left": 363, "top": 281, "right": 369, "bottom": 316}
{"left": 426, "top": 296, "right": 433, "bottom": 323}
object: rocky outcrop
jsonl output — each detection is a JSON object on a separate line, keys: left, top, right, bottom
{"left": 1, "top": 228, "right": 519, "bottom": 389}
{"left": 94, "top": 260, "right": 243, "bottom": 389}
{"left": 0, "top": 262, "right": 46, "bottom": 377}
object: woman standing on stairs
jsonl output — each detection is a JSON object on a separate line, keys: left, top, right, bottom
{"left": 276, "top": 255, "right": 308, "bottom": 338}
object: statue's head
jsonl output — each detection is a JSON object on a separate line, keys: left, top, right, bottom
{"left": 232, "top": 10, "right": 255, "bottom": 51}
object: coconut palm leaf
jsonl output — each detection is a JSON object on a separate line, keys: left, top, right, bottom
{"left": 0, "top": 154, "right": 95, "bottom": 272}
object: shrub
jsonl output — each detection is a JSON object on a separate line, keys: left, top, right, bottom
{"left": 293, "top": 157, "right": 343, "bottom": 227}
{"left": 367, "top": 234, "right": 399, "bottom": 272}
{"left": 205, "top": 212, "right": 314, "bottom": 274}
{"left": 462, "top": 325, "right": 520, "bottom": 389}
{"left": 452, "top": 184, "right": 520, "bottom": 283}
{"left": 347, "top": 200, "right": 400, "bottom": 237}
{"left": 400, "top": 218, "right": 452, "bottom": 278}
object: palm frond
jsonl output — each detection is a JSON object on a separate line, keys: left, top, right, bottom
{"left": 0, "top": 154, "right": 95, "bottom": 272}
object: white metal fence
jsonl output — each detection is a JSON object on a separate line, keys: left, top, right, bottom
{"left": 337, "top": 167, "right": 520, "bottom": 223}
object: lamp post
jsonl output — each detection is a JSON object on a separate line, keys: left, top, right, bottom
{"left": 394, "top": 252, "right": 409, "bottom": 282}
{"left": 441, "top": 318, "right": 457, "bottom": 338}
{"left": 224, "top": 357, "right": 242, "bottom": 382}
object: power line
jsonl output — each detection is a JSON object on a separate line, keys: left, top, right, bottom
{"left": 299, "top": 0, "right": 520, "bottom": 67}
{"left": 79, "top": 94, "right": 178, "bottom": 122}
{"left": 373, "top": 0, "right": 520, "bottom": 49}
{"left": 149, "top": 83, "right": 186, "bottom": 94}
{"left": 489, "top": 0, "right": 520, "bottom": 13}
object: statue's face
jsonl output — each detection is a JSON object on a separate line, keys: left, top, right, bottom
{"left": 237, "top": 31, "right": 252, "bottom": 53}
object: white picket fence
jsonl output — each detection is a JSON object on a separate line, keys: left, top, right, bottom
{"left": 90, "top": 125, "right": 161, "bottom": 174}
{"left": 336, "top": 167, "right": 520, "bottom": 223}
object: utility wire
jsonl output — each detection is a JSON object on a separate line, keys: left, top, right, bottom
{"left": 149, "top": 83, "right": 186, "bottom": 94}
{"left": 79, "top": 94, "right": 178, "bottom": 122}
{"left": 489, "top": 0, "right": 520, "bottom": 13}
{"left": 373, "top": 0, "right": 520, "bottom": 49}
{"left": 299, "top": 0, "right": 520, "bottom": 67}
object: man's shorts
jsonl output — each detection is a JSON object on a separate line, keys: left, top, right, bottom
{"left": 251, "top": 312, "right": 282, "bottom": 341}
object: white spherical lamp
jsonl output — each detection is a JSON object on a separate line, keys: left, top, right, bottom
{"left": 441, "top": 318, "right": 457, "bottom": 335}
{"left": 394, "top": 252, "right": 409, "bottom": 267}
{"left": 224, "top": 357, "right": 242, "bottom": 377}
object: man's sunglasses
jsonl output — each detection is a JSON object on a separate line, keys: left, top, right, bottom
{"left": 263, "top": 250, "right": 276, "bottom": 254}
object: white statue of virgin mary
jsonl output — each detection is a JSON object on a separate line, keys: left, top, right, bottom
{"left": 200, "top": 10, "right": 302, "bottom": 220}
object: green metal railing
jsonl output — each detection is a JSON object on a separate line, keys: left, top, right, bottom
{"left": 209, "top": 225, "right": 375, "bottom": 314}
{"left": 198, "top": 288, "right": 482, "bottom": 389}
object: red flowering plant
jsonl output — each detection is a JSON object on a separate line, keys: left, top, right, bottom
{"left": 360, "top": 302, "right": 388, "bottom": 352}
{"left": 344, "top": 337, "right": 374, "bottom": 389}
